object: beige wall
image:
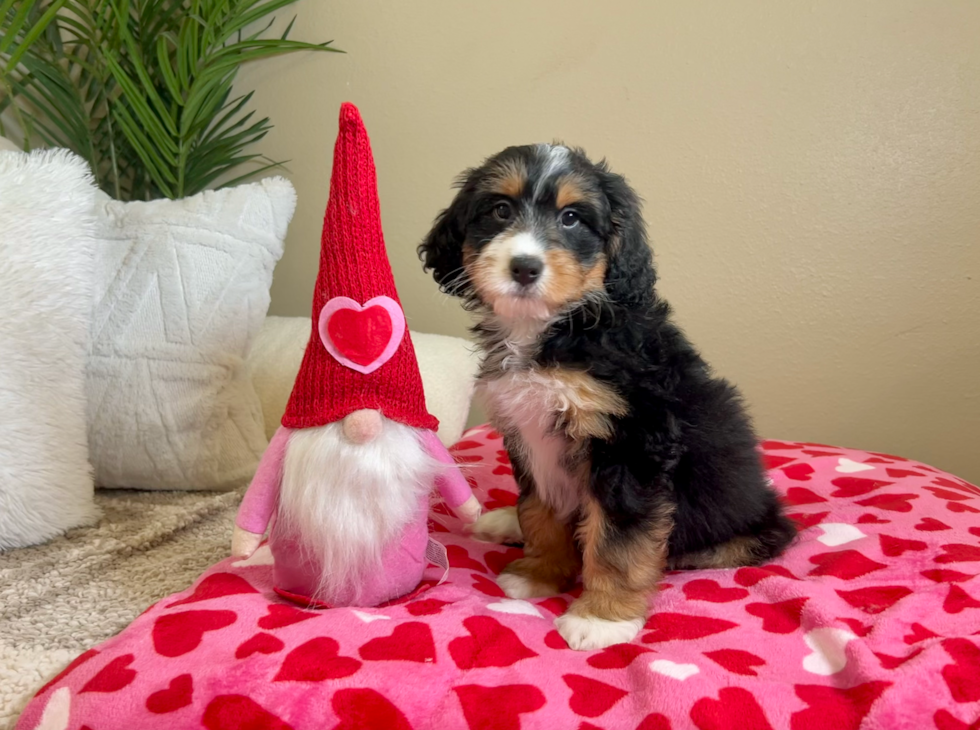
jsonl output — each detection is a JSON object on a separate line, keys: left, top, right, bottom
{"left": 238, "top": 1, "right": 980, "bottom": 482}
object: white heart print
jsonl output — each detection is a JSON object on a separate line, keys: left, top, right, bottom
{"left": 836, "top": 458, "right": 875, "bottom": 473}
{"left": 487, "top": 599, "right": 544, "bottom": 618}
{"left": 32, "top": 687, "right": 70, "bottom": 730}
{"left": 352, "top": 610, "right": 392, "bottom": 623}
{"left": 649, "top": 659, "right": 700, "bottom": 680}
{"left": 816, "top": 523, "right": 866, "bottom": 547}
{"left": 802, "top": 628, "right": 858, "bottom": 675}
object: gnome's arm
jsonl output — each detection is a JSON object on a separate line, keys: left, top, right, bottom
{"left": 420, "top": 430, "right": 481, "bottom": 524}
{"left": 232, "top": 426, "right": 292, "bottom": 558}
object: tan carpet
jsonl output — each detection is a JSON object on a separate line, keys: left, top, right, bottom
{"left": 0, "top": 488, "right": 241, "bottom": 730}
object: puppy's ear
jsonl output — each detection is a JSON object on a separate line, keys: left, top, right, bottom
{"left": 418, "top": 184, "right": 473, "bottom": 297}
{"left": 596, "top": 163, "right": 656, "bottom": 303}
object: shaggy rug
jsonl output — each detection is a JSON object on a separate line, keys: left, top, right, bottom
{"left": 0, "top": 489, "right": 240, "bottom": 730}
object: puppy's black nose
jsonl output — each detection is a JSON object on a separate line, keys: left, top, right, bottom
{"left": 510, "top": 256, "right": 543, "bottom": 287}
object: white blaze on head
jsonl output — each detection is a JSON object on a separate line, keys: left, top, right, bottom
{"left": 277, "top": 418, "right": 439, "bottom": 604}
{"left": 534, "top": 144, "right": 569, "bottom": 200}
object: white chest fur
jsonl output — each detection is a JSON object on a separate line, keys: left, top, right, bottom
{"left": 480, "top": 370, "right": 583, "bottom": 520}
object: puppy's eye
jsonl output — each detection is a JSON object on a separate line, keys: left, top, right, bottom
{"left": 559, "top": 210, "right": 580, "bottom": 228}
{"left": 493, "top": 202, "right": 513, "bottom": 221}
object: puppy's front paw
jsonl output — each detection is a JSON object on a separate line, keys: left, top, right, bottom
{"left": 469, "top": 506, "right": 523, "bottom": 544}
{"left": 554, "top": 613, "right": 644, "bottom": 651}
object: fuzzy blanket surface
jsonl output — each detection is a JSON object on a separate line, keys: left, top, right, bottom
{"left": 13, "top": 428, "right": 980, "bottom": 730}
{"left": 1, "top": 489, "right": 240, "bottom": 730}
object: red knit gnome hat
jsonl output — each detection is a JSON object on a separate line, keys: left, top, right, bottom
{"left": 281, "top": 103, "right": 438, "bottom": 432}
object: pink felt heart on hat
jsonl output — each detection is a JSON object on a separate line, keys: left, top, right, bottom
{"left": 318, "top": 296, "right": 405, "bottom": 374}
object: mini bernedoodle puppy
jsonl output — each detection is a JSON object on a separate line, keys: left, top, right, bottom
{"left": 419, "top": 143, "right": 797, "bottom": 651}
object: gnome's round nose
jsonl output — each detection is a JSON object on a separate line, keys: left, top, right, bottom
{"left": 343, "top": 409, "right": 383, "bottom": 444}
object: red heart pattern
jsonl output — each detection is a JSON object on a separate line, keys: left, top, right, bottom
{"left": 933, "top": 709, "right": 980, "bottom": 730}
{"left": 944, "top": 585, "right": 980, "bottom": 614}
{"left": 690, "top": 687, "right": 773, "bottom": 730}
{"left": 838, "top": 617, "right": 872, "bottom": 637}
{"left": 16, "top": 431, "right": 980, "bottom": 730}
{"left": 904, "top": 623, "right": 940, "bottom": 645}
{"left": 146, "top": 674, "right": 193, "bottom": 713}
{"left": 449, "top": 616, "right": 537, "bottom": 669}
{"left": 782, "top": 463, "right": 815, "bottom": 481}
{"left": 447, "top": 545, "right": 489, "bottom": 573}
{"left": 406, "top": 598, "right": 451, "bottom": 616}
{"left": 258, "top": 604, "right": 317, "bottom": 630}
{"left": 790, "top": 682, "right": 891, "bottom": 730}
{"left": 167, "top": 573, "right": 258, "bottom": 607}
{"left": 923, "top": 569, "right": 976, "bottom": 584}
{"left": 873, "top": 647, "right": 923, "bottom": 669}
{"left": 788, "top": 511, "right": 830, "bottom": 529}
{"left": 916, "top": 517, "right": 952, "bottom": 531}
{"left": 235, "top": 632, "right": 285, "bottom": 659}
{"left": 454, "top": 684, "right": 546, "bottom": 730}
{"left": 273, "top": 637, "right": 361, "bottom": 681}
{"left": 941, "top": 639, "right": 980, "bottom": 703}
{"left": 332, "top": 688, "right": 413, "bottom": 730}
{"left": 935, "top": 544, "right": 980, "bottom": 563}
{"left": 830, "top": 477, "right": 892, "bottom": 499}
{"left": 808, "top": 550, "right": 887, "bottom": 580}
{"left": 35, "top": 649, "right": 98, "bottom": 697}
{"left": 855, "top": 492, "right": 919, "bottom": 512}
{"left": 637, "top": 714, "right": 673, "bottom": 730}
{"left": 879, "top": 534, "right": 927, "bottom": 557}
{"left": 945, "top": 501, "right": 980, "bottom": 514}
{"left": 745, "top": 597, "right": 808, "bottom": 634}
{"left": 836, "top": 586, "right": 912, "bottom": 614}
{"left": 80, "top": 654, "right": 137, "bottom": 694}
{"left": 642, "top": 613, "right": 738, "bottom": 642}
{"left": 733, "top": 565, "right": 798, "bottom": 586}
{"left": 586, "top": 643, "right": 651, "bottom": 669}
{"left": 203, "top": 695, "right": 294, "bottom": 730}
{"left": 703, "top": 649, "right": 767, "bottom": 676}
{"left": 785, "top": 487, "right": 827, "bottom": 505}
{"left": 682, "top": 579, "right": 749, "bottom": 603}
{"left": 359, "top": 622, "right": 436, "bottom": 663}
{"left": 563, "top": 674, "right": 627, "bottom": 718}
{"left": 152, "top": 610, "right": 237, "bottom": 657}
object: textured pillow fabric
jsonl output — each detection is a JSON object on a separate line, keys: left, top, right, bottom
{"left": 247, "top": 316, "right": 479, "bottom": 447}
{"left": 0, "top": 149, "right": 100, "bottom": 549}
{"left": 86, "top": 179, "right": 296, "bottom": 490}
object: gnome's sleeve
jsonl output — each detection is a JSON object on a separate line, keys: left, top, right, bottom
{"left": 420, "top": 429, "right": 474, "bottom": 509}
{"left": 236, "top": 426, "right": 292, "bottom": 535}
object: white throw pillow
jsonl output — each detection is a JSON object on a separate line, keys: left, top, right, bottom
{"left": 86, "top": 179, "right": 296, "bottom": 490}
{"left": 0, "top": 150, "right": 100, "bottom": 549}
{"left": 248, "top": 317, "right": 479, "bottom": 447}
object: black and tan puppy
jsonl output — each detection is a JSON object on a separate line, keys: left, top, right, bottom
{"left": 419, "top": 144, "right": 796, "bottom": 650}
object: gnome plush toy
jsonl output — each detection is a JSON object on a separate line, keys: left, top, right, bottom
{"left": 231, "top": 103, "right": 480, "bottom": 607}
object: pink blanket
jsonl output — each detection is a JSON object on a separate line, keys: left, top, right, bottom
{"left": 16, "top": 428, "right": 980, "bottom": 730}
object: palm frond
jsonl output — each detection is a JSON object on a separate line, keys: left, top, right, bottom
{"left": 1, "top": 0, "right": 339, "bottom": 200}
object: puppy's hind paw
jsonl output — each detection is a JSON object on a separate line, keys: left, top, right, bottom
{"left": 497, "top": 571, "right": 559, "bottom": 599}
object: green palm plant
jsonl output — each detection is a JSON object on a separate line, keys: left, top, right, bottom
{"left": 0, "top": 0, "right": 338, "bottom": 200}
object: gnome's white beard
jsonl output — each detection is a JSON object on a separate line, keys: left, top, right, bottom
{"left": 277, "top": 419, "right": 438, "bottom": 603}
